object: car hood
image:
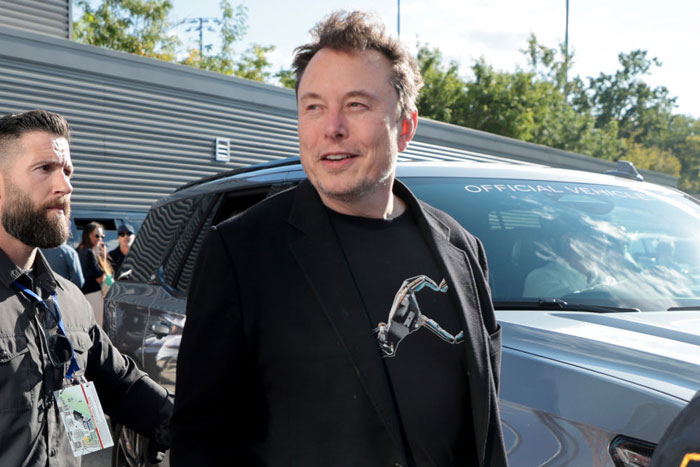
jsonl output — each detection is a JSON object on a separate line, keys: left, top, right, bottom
{"left": 497, "top": 310, "right": 700, "bottom": 402}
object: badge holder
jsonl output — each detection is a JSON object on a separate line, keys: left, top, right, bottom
{"left": 13, "top": 281, "right": 114, "bottom": 457}
{"left": 54, "top": 375, "right": 114, "bottom": 457}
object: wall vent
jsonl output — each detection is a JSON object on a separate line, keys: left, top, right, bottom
{"left": 215, "top": 137, "right": 231, "bottom": 162}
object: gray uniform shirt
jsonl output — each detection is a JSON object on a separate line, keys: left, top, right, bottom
{"left": 0, "top": 248, "right": 171, "bottom": 467}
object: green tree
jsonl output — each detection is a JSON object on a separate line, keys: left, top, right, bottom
{"left": 75, "top": 0, "right": 278, "bottom": 84}
{"left": 233, "top": 44, "right": 275, "bottom": 81}
{"left": 180, "top": 0, "right": 248, "bottom": 74}
{"left": 521, "top": 33, "right": 571, "bottom": 93}
{"left": 73, "top": 0, "right": 178, "bottom": 60}
{"left": 178, "top": 1, "right": 277, "bottom": 83}
{"left": 663, "top": 116, "right": 700, "bottom": 193}
{"left": 275, "top": 69, "right": 296, "bottom": 89}
{"left": 622, "top": 138, "right": 681, "bottom": 176}
{"left": 416, "top": 45, "right": 467, "bottom": 123}
{"left": 573, "top": 50, "right": 676, "bottom": 145}
{"left": 414, "top": 37, "right": 623, "bottom": 160}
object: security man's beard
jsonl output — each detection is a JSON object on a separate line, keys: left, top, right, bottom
{"left": 2, "top": 182, "right": 70, "bottom": 249}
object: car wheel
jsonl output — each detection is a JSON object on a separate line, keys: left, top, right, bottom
{"left": 112, "top": 424, "right": 157, "bottom": 467}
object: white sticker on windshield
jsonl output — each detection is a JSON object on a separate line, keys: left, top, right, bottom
{"left": 464, "top": 184, "right": 651, "bottom": 200}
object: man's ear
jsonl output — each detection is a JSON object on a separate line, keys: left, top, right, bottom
{"left": 398, "top": 111, "right": 418, "bottom": 152}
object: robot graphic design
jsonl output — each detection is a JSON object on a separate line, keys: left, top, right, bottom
{"left": 375, "top": 275, "right": 464, "bottom": 357}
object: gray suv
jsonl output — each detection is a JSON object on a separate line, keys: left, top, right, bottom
{"left": 105, "top": 157, "right": 700, "bottom": 466}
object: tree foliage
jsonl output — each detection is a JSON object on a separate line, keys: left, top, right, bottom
{"left": 572, "top": 50, "right": 676, "bottom": 145}
{"left": 73, "top": 0, "right": 279, "bottom": 83}
{"left": 233, "top": 44, "right": 275, "bottom": 81}
{"left": 179, "top": 0, "right": 248, "bottom": 75}
{"left": 416, "top": 46, "right": 466, "bottom": 123}
{"left": 415, "top": 36, "right": 698, "bottom": 193}
{"left": 275, "top": 69, "right": 296, "bottom": 89}
{"left": 73, "top": 2, "right": 699, "bottom": 193}
{"left": 73, "top": 0, "right": 178, "bottom": 60}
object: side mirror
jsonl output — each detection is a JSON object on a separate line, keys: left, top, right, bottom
{"left": 149, "top": 322, "right": 171, "bottom": 339}
{"left": 117, "top": 268, "right": 132, "bottom": 281}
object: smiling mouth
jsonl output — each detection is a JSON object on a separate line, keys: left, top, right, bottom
{"left": 323, "top": 154, "right": 356, "bottom": 161}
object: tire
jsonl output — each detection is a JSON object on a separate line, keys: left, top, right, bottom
{"left": 112, "top": 424, "right": 161, "bottom": 467}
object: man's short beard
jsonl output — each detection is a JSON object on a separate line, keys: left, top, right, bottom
{"left": 2, "top": 180, "right": 70, "bottom": 248}
{"left": 318, "top": 174, "right": 392, "bottom": 203}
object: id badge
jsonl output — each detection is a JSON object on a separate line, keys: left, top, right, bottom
{"left": 54, "top": 381, "right": 114, "bottom": 457}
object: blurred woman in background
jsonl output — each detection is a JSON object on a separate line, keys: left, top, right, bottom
{"left": 76, "top": 221, "right": 108, "bottom": 325}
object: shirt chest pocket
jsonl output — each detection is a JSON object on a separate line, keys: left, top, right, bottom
{"left": 65, "top": 330, "right": 92, "bottom": 374}
{"left": 0, "top": 336, "right": 38, "bottom": 411}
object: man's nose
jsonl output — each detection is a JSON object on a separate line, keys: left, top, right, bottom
{"left": 55, "top": 170, "right": 73, "bottom": 195}
{"left": 324, "top": 107, "right": 348, "bottom": 140}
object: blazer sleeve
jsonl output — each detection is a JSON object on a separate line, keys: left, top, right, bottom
{"left": 170, "top": 226, "right": 251, "bottom": 466}
{"left": 449, "top": 220, "right": 503, "bottom": 392}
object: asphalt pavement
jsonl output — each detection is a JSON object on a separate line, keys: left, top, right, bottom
{"left": 82, "top": 447, "right": 112, "bottom": 466}
{"left": 82, "top": 445, "right": 172, "bottom": 467}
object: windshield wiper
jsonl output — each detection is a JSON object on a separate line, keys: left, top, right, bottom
{"left": 494, "top": 298, "right": 641, "bottom": 313}
{"left": 667, "top": 305, "right": 700, "bottom": 311}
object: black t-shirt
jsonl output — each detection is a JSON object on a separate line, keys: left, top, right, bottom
{"left": 77, "top": 247, "right": 102, "bottom": 294}
{"left": 108, "top": 247, "right": 126, "bottom": 275}
{"left": 327, "top": 207, "right": 476, "bottom": 467}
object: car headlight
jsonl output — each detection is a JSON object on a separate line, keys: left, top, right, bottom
{"left": 610, "top": 435, "right": 656, "bottom": 467}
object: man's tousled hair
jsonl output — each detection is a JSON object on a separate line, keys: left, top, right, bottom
{"left": 292, "top": 10, "right": 424, "bottom": 119}
{"left": 0, "top": 109, "right": 71, "bottom": 161}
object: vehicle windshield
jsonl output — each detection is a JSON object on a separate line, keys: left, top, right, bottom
{"left": 407, "top": 177, "right": 700, "bottom": 311}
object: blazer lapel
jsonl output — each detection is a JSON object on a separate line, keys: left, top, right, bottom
{"left": 287, "top": 180, "right": 407, "bottom": 458}
{"left": 395, "top": 180, "right": 492, "bottom": 464}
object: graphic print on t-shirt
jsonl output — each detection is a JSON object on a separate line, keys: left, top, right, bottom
{"left": 375, "top": 275, "right": 465, "bottom": 357}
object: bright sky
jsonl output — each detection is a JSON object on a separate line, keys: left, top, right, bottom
{"left": 170, "top": 0, "right": 699, "bottom": 118}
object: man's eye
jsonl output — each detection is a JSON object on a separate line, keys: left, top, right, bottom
{"left": 348, "top": 102, "right": 367, "bottom": 109}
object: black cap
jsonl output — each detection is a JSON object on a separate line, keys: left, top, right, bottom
{"left": 118, "top": 223, "right": 135, "bottom": 235}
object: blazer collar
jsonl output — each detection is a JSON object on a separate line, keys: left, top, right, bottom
{"left": 287, "top": 180, "right": 408, "bottom": 461}
{"left": 288, "top": 179, "right": 492, "bottom": 464}
{"left": 395, "top": 180, "right": 493, "bottom": 463}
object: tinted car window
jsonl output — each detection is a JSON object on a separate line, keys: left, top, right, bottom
{"left": 168, "top": 195, "right": 221, "bottom": 292}
{"left": 171, "top": 187, "right": 277, "bottom": 293}
{"left": 407, "top": 177, "right": 700, "bottom": 311}
{"left": 123, "top": 195, "right": 205, "bottom": 282}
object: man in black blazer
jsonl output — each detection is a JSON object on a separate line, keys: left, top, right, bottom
{"left": 171, "top": 10, "right": 508, "bottom": 467}
{"left": 651, "top": 389, "right": 700, "bottom": 466}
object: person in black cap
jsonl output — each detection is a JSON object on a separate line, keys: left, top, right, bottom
{"left": 108, "top": 223, "right": 134, "bottom": 276}
{"left": 651, "top": 389, "right": 700, "bottom": 467}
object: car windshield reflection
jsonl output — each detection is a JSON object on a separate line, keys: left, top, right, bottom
{"left": 407, "top": 177, "right": 700, "bottom": 311}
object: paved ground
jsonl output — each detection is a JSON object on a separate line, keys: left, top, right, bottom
{"left": 83, "top": 447, "right": 112, "bottom": 466}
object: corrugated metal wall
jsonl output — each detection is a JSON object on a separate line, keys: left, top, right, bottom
{"left": 0, "top": 0, "right": 71, "bottom": 39}
{"left": 0, "top": 25, "right": 302, "bottom": 212}
{"left": 0, "top": 25, "right": 678, "bottom": 215}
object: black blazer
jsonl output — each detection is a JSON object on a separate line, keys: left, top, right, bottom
{"left": 171, "top": 179, "right": 508, "bottom": 467}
